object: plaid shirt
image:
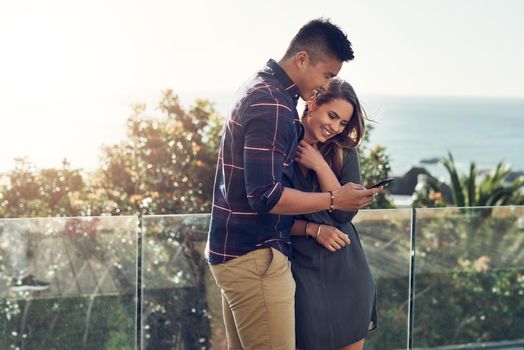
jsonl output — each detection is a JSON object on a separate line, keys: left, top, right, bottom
{"left": 206, "top": 59, "right": 303, "bottom": 265}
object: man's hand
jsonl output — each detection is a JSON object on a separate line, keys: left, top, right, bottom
{"left": 311, "top": 224, "right": 351, "bottom": 252}
{"left": 333, "top": 182, "right": 381, "bottom": 211}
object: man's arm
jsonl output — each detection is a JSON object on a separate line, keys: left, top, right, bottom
{"left": 270, "top": 184, "right": 380, "bottom": 215}
{"left": 243, "top": 96, "right": 295, "bottom": 213}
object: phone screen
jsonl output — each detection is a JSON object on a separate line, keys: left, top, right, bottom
{"left": 370, "top": 178, "right": 395, "bottom": 189}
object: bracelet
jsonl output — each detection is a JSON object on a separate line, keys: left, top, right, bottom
{"left": 316, "top": 224, "right": 322, "bottom": 240}
{"left": 328, "top": 191, "right": 334, "bottom": 212}
{"left": 305, "top": 222, "right": 310, "bottom": 238}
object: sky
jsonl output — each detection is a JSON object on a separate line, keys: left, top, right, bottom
{"left": 1, "top": 0, "right": 523, "bottom": 172}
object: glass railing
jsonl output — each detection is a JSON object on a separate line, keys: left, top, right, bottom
{"left": 349, "top": 209, "right": 413, "bottom": 350}
{"left": 0, "top": 216, "right": 138, "bottom": 350}
{"left": 1, "top": 207, "right": 523, "bottom": 349}
{"left": 141, "top": 214, "right": 213, "bottom": 350}
{"left": 413, "top": 206, "right": 524, "bottom": 349}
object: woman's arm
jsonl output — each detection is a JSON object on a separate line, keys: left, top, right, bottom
{"left": 295, "top": 141, "right": 342, "bottom": 191}
{"left": 314, "top": 162, "right": 341, "bottom": 192}
{"left": 290, "top": 219, "right": 309, "bottom": 237}
{"left": 290, "top": 219, "right": 351, "bottom": 252}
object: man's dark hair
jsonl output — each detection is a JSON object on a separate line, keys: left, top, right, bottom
{"left": 283, "top": 18, "right": 354, "bottom": 63}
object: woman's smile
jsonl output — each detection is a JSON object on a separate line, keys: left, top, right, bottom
{"left": 320, "top": 125, "right": 335, "bottom": 139}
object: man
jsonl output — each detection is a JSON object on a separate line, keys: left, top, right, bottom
{"left": 206, "top": 19, "right": 381, "bottom": 349}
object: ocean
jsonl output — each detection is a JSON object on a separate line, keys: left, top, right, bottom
{"left": 192, "top": 92, "right": 524, "bottom": 179}
{"left": 363, "top": 95, "right": 524, "bottom": 178}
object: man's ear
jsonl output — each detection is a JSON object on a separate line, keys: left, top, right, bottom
{"left": 295, "top": 51, "right": 309, "bottom": 69}
{"left": 307, "top": 96, "right": 317, "bottom": 111}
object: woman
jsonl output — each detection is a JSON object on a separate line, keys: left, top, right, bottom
{"left": 290, "top": 78, "right": 377, "bottom": 350}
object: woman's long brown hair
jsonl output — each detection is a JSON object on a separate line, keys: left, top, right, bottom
{"left": 302, "top": 78, "right": 367, "bottom": 176}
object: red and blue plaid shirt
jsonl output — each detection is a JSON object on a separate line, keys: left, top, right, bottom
{"left": 206, "top": 59, "right": 304, "bottom": 265}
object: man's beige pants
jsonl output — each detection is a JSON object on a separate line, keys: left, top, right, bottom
{"left": 210, "top": 248, "right": 296, "bottom": 350}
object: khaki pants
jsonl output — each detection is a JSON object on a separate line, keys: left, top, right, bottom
{"left": 210, "top": 248, "right": 296, "bottom": 350}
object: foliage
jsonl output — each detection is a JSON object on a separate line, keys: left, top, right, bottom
{"left": 413, "top": 152, "right": 524, "bottom": 209}
{"left": 0, "top": 158, "right": 86, "bottom": 218}
{"left": 442, "top": 152, "right": 524, "bottom": 207}
{"left": 358, "top": 123, "right": 395, "bottom": 209}
{"left": 91, "top": 90, "right": 223, "bottom": 216}
{"left": 0, "top": 296, "right": 135, "bottom": 350}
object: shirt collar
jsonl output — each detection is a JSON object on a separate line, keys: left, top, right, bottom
{"left": 265, "top": 59, "right": 301, "bottom": 106}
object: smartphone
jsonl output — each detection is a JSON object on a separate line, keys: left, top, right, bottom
{"left": 369, "top": 178, "right": 395, "bottom": 189}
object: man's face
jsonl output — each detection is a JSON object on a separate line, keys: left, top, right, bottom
{"left": 297, "top": 55, "right": 343, "bottom": 100}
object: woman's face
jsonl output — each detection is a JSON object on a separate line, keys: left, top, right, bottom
{"left": 302, "top": 98, "right": 354, "bottom": 144}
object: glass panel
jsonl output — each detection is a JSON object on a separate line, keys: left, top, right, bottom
{"left": 141, "top": 214, "right": 216, "bottom": 350}
{"left": 353, "top": 209, "right": 412, "bottom": 350}
{"left": 0, "top": 216, "right": 138, "bottom": 350}
{"left": 414, "top": 206, "right": 524, "bottom": 348}
{"left": 141, "top": 210, "right": 412, "bottom": 350}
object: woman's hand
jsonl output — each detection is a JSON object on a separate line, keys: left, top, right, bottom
{"left": 295, "top": 141, "right": 329, "bottom": 172}
{"left": 308, "top": 223, "right": 351, "bottom": 252}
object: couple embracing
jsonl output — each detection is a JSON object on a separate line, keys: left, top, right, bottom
{"left": 206, "top": 18, "right": 382, "bottom": 350}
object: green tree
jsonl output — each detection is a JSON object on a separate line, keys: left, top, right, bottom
{"left": 0, "top": 158, "right": 86, "bottom": 218}
{"left": 91, "top": 90, "right": 224, "bottom": 216}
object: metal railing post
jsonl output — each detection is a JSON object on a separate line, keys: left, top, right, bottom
{"left": 407, "top": 208, "right": 417, "bottom": 349}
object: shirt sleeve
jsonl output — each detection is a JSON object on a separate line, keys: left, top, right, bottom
{"left": 329, "top": 148, "right": 362, "bottom": 223}
{"left": 243, "top": 96, "right": 295, "bottom": 213}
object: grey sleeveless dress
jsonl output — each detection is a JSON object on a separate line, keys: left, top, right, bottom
{"left": 291, "top": 149, "right": 377, "bottom": 350}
